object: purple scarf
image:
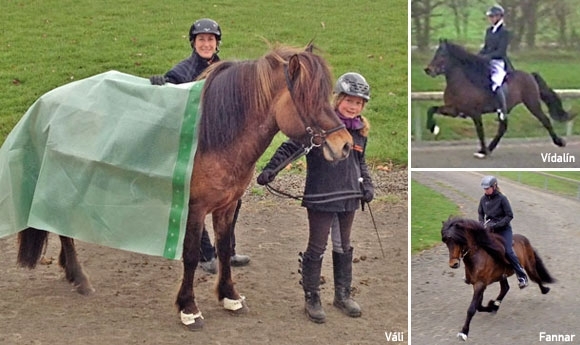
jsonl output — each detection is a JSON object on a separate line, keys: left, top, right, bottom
{"left": 336, "top": 110, "right": 364, "bottom": 130}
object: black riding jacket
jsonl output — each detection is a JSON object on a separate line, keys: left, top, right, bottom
{"left": 479, "top": 23, "right": 514, "bottom": 71}
{"left": 478, "top": 190, "right": 513, "bottom": 232}
{"left": 264, "top": 127, "right": 373, "bottom": 213}
{"left": 164, "top": 52, "right": 219, "bottom": 84}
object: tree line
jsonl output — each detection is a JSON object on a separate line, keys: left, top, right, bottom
{"left": 412, "top": 0, "right": 580, "bottom": 51}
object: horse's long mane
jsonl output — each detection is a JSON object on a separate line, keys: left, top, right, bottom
{"left": 443, "top": 41, "right": 493, "bottom": 92}
{"left": 442, "top": 216, "right": 509, "bottom": 265}
{"left": 197, "top": 44, "right": 332, "bottom": 153}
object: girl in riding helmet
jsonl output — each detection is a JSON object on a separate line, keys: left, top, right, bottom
{"left": 478, "top": 175, "right": 528, "bottom": 288}
{"left": 150, "top": 18, "right": 250, "bottom": 272}
{"left": 257, "top": 72, "right": 374, "bottom": 323}
{"left": 478, "top": 4, "right": 514, "bottom": 121}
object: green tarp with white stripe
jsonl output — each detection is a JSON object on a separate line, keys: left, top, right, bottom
{"left": 0, "top": 70, "right": 202, "bottom": 259}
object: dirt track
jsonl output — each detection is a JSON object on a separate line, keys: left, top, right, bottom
{"left": 411, "top": 171, "right": 580, "bottom": 345}
{"left": 0, "top": 171, "right": 407, "bottom": 345}
{"left": 411, "top": 137, "right": 580, "bottom": 168}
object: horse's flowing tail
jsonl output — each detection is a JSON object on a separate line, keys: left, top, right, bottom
{"left": 532, "top": 72, "right": 571, "bottom": 122}
{"left": 533, "top": 249, "right": 556, "bottom": 284}
{"left": 17, "top": 228, "right": 49, "bottom": 269}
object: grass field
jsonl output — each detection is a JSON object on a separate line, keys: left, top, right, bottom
{"left": 411, "top": 180, "right": 461, "bottom": 254}
{"left": 0, "top": 0, "right": 408, "bottom": 166}
{"left": 494, "top": 171, "right": 580, "bottom": 199}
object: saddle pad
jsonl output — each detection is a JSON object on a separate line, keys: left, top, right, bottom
{"left": 0, "top": 71, "right": 203, "bottom": 259}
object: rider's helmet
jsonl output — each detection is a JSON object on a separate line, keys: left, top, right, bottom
{"left": 189, "top": 18, "right": 221, "bottom": 43}
{"left": 334, "top": 72, "right": 371, "bottom": 101}
{"left": 486, "top": 4, "right": 505, "bottom": 17}
{"left": 481, "top": 175, "right": 498, "bottom": 189}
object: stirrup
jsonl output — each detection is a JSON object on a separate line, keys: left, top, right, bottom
{"left": 518, "top": 276, "right": 528, "bottom": 289}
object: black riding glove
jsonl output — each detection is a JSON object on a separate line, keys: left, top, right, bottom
{"left": 150, "top": 75, "right": 166, "bottom": 85}
{"left": 362, "top": 189, "right": 374, "bottom": 203}
{"left": 257, "top": 169, "right": 277, "bottom": 185}
{"left": 485, "top": 221, "right": 496, "bottom": 231}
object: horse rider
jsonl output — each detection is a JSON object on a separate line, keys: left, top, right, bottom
{"left": 150, "top": 18, "right": 250, "bottom": 272}
{"left": 257, "top": 72, "right": 374, "bottom": 323}
{"left": 478, "top": 175, "right": 528, "bottom": 288}
{"left": 478, "top": 4, "right": 514, "bottom": 121}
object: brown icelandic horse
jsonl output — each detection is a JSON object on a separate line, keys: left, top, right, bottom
{"left": 424, "top": 39, "right": 573, "bottom": 158}
{"left": 441, "top": 217, "right": 555, "bottom": 341}
{"left": 16, "top": 44, "right": 353, "bottom": 330}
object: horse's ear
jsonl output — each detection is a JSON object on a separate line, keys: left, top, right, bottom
{"left": 288, "top": 54, "right": 301, "bottom": 81}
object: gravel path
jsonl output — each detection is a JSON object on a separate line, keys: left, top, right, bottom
{"left": 411, "top": 137, "right": 580, "bottom": 168}
{"left": 411, "top": 171, "right": 580, "bottom": 345}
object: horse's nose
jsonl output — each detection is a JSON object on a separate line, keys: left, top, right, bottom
{"left": 423, "top": 67, "right": 430, "bottom": 74}
{"left": 449, "top": 260, "right": 460, "bottom": 269}
{"left": 342, "top": 142, "right": 351, "bottom": 158}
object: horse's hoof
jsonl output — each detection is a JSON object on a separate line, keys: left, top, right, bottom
{"left": 223, "top": 295, "right": 249, "bottom": 314}
{"left": 473, "top": 152, "right": 487, "bottom": 159}
{"left": 180, "top": 311, "right": 204, "bottom": 331}
{"left": 554, "top": 138, "right": 566, "bottom": 147}
{"left": 541, "top": 286, "right": 551, "bottom": 295}
{"left": 457, "top": 332, "right": 468, "bottom": 341}
{"left": 432, "top": 125, "right": 440, "bottom": 136}
{"left": 74, "top": 282, "right": 95, "bottom": 295}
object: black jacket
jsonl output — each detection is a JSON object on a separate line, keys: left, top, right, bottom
{"left": 164, "top": 52, "right": 219, "bottom": 84}
{"left": 478, "top": 190, "right": 513, "bottom": 231}
{"left": 479, "top": 23, "right": 514, "bottom": 72}
{"left": 264, "top": 128, "right": 373, "bottom": 213}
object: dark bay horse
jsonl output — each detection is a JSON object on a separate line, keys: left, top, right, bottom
{"left": 441, "top": 217, "right": 555, "bottom": 341}
{"left": 16, "top": 44, "right": 353, "bottom": 330}
{"left": 424, "top": 39, "right": 572, "bottom": 158}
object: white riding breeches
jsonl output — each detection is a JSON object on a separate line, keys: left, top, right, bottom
{"left": 490, "top": 59, "right": 506, "bottom": 91}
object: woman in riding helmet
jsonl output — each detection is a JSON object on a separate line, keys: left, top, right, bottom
{"left": 478, "top": 4, "right": 513, "bottom": 121}
{"left": 257, "top": 72, "right": 374, "bottom": 323}
{"left": 478, "top": 175, "right": 528, "bottom": 288}
{"left": 150, "top": 18, "right": 250, "bottom": 272}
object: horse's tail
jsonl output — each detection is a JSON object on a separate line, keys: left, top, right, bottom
{"left": 532, "top": 72, "right": 571, "bottom": 122}
{"left": 17, "top": 228, "right": 49, "bottom": 269}
{"left": 533, "top": 248, "right": 556, "bottom": 284}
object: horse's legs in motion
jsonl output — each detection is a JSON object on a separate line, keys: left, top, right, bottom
{"left": 214, "top": 201, "right": 248, "bottom": 313}
{"left": 59, "top": 236, "right": 94, "bottom": 295}
{"left": 458, "top": 282, "right": 486, "bottom": 341}
{"left": 523, "top": 96, "right": 566, "bottom": 147}
{"left": 426, "top": 105, "right": 458, "bottom": 136}
{"left": 481, "top": 277, "right": 509, "bottom": 313}
{"left": 176, "top": 210, "right": 205, "bottom": 330}
{"left": 471, "top": 115, "right": 488, "bottom": 158}
{"left": 487, "top": 119, "right": 508, "bottom": 153}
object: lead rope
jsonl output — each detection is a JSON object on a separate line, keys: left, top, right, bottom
{"left": 263, "top": 148, "right": 385, "bottom": 258}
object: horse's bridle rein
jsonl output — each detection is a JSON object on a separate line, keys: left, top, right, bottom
{"left": 283, "top": 64, "right": 345, "bottom": 149}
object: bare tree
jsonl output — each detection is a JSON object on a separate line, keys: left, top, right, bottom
{"left": 412, "top": 0, "right": 444, "bottom": 51}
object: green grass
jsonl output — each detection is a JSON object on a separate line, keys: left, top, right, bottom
{"left": 1, "top": 0, "right": 408, "bottom": 166}
{"left": 411, "top": 180, "right": 461, "bottom": 254}
{"left": 493, "top": 171, "right": 580, "bottom": 199}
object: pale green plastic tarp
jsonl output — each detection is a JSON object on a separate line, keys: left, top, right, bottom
{"left": 0, "top": 70, "right": 203, "bottom": 259}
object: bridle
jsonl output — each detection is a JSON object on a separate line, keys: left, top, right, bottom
{"left": 283, "top": 64, "right": 345, "bottom": 149}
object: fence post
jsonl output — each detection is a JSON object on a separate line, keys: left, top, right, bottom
{"left": 414, "top": 105, "right": 422, "bottom": 143}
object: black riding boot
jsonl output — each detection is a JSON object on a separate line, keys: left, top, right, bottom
{"left": 333, "top": 248, "right": 361, "bottom": 317}
{"left": 495, "top": 87, "right": 508, "bottom": 121}
{"left": 299, "top": 252, "right": 326, "bottom": 323}
{"left": 506, "top": 253, "right": 529, "bottom": 289}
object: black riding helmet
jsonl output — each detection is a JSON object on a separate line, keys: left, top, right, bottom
{"left": 334, "top": 72, "right": 370, "bottom": 101}
{"left": 481, "top": 175, "right": 498, "bottom": 189}
{"left": 486, "top": 4, "right": 504, "bottom": 17}
{"left": 189, "top": 18, "right": 221, "bottom": 43}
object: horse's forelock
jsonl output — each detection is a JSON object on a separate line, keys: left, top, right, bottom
{"left": 290, "top": 52, "right": 332, "bottom": 116}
